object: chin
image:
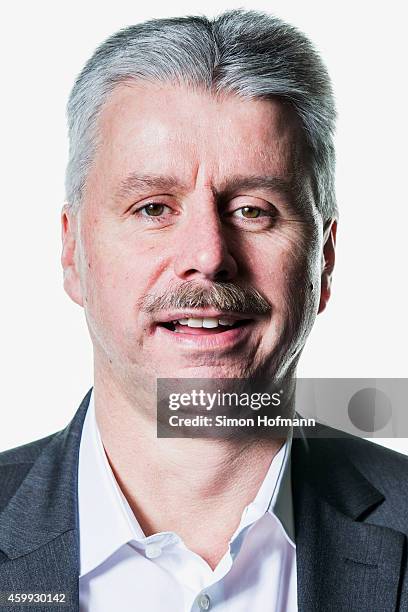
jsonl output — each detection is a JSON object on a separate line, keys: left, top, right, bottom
{"left": 160, "top": 366, "right": 239, "bottom": 379}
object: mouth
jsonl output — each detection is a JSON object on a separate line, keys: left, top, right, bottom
{"left": 152, "top": 311, "right": 257, "bottom": 351}
{"left": 158, "top": 315, "right": 252, "bottom": 335}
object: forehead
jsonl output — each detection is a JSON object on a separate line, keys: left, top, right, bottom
{"left": 89, "top": 81, "right": 306, "bottom": 194}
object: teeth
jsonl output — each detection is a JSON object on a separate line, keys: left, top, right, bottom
{"left": 173, "top": 317, "right": 235, "bottom": 328}
{"left": 218, "top": 318, "right": 233, "bottom": 326}
{"left": 203, "top": 318, "right": 218, "bottom": 328}
{"left": 187, "top": 318, "right": 202, "bottom": 328}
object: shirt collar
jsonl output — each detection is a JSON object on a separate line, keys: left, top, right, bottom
{"left": 226, "top": 428, "right": 294, "bottom": 548}
{"left": 78, "top": 392, "right": 138, "bottom": 577}
{"left": 78, "top": 390, "right": 294, "bottom": 578}
{"left": 269, "top": 430, "right": 295, "bottom": 545}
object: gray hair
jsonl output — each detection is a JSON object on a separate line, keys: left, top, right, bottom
{"left": 65, "top": 9, "right": 337, "bottom": 222}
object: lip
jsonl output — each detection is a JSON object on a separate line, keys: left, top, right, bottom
{"left": 153, "top": 318, "right": 256, "bottom": 351}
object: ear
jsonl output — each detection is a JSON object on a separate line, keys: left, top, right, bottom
{"left": 318, "top": 219, "right": 337, "bottom": 314}
{"left": 61, "top": 204, "right": 84, "bottom": 307}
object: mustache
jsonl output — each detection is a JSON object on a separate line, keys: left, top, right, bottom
{"left": 138, "top": 280, "right": 272, "bottom": 316}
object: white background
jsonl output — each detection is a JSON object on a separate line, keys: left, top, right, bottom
{"left": 1, "top": 1, "right": 407, "bottom": 452}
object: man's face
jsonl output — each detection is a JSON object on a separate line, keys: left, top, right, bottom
{"left": 62, "top": 82, "right": 334, "bottom": 398}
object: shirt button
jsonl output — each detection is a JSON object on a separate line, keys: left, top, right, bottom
{"left": 197, "top": 593, "right": 211, "bottom": 610}
{"left": 145, "top": 543, "right": 162, "bottom": 559}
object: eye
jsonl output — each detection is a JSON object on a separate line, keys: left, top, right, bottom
{"left": 140, "top": 203, "right": 167, "bottom": 217}
{"left": 225, "top": 200, "right": 278, "bottom": 230}
{"left": 232, "top": 205, "right": 275, "bottom": 220}
{"left": 131, "top": 201, "right": 174, "bottom": 223}
{"left": 238, "top": 206, "right": 262, "bottom": 219}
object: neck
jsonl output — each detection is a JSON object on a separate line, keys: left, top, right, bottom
{"left": 93, "top": 372, "right": 285, "bottom": 569}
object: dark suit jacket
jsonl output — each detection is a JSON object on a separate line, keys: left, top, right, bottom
{"left": 1, "top": 388, "right": 408, "bottom": 611}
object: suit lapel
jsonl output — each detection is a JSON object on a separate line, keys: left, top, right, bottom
{"left": 0, "top": 532, "right": 79, "bottom": 611}
{"left": 0, "top": 389, "right": 92, "bottom": 611}
{"left": 292, "top": 433, "right": 405, "bottom": 612}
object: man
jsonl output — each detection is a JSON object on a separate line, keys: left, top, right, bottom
{"left": 0, "top": 9, "right": 407, "bottom": 612}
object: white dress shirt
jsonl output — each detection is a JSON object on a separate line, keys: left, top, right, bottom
{"left": 78, "top": 391, "right": 297, "bottom": 611}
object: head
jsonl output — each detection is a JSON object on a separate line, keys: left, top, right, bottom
{"left": 61, "top": 10, "right": 337, "bottom": 404}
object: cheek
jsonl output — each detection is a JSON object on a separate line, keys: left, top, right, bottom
{"left": 84, "top": 267, "right": 129, "bottom": 350}
{"left": 80, "top": 243, "right": 142, "bottom": 350}
{"left": 79, "top": 212, "right": 172, "bottom": 334}
{"left": 279, "top": 235, "right": 322, "bottom": 344}
{"left": 251, "top": 227, "right": 322, "bottom": 352}
{"left": 251, "top": 228, "right": 319, "bottom": 299}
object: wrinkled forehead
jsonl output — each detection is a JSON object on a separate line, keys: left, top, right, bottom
{"left": 101, "top": 82, "right": 306, "bottom": 157}
{"left": 82, "top": 81, "right": 314, "bottom": 213}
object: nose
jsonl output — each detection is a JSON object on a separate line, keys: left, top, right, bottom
{"left": 173, "top": 203, "right": 238, "bottom": 282}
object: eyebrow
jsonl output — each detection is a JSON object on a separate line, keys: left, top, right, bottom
{"left": 217, "top": 175, "right": 296, "bottom": 202}
{"left": 115, "top": 173, "right": 183, "bottom": 202}
{"left": 115, "top": 171, "right": 306, "bottom": 210}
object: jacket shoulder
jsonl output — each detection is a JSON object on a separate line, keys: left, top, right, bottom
{"left": 300, "top": 424, "right": 408, "bottom": 531}
{"left": 0, "top": 432, "right": 57, "bottom": 465}
{"left": 304, "top": 423, "right": 408, "bottom": 480}
{"left": 0, "top": 432, "right": 59, "bottom": 513}
{"left": 335, "top": 433, "right": 408, "bottom": 493}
